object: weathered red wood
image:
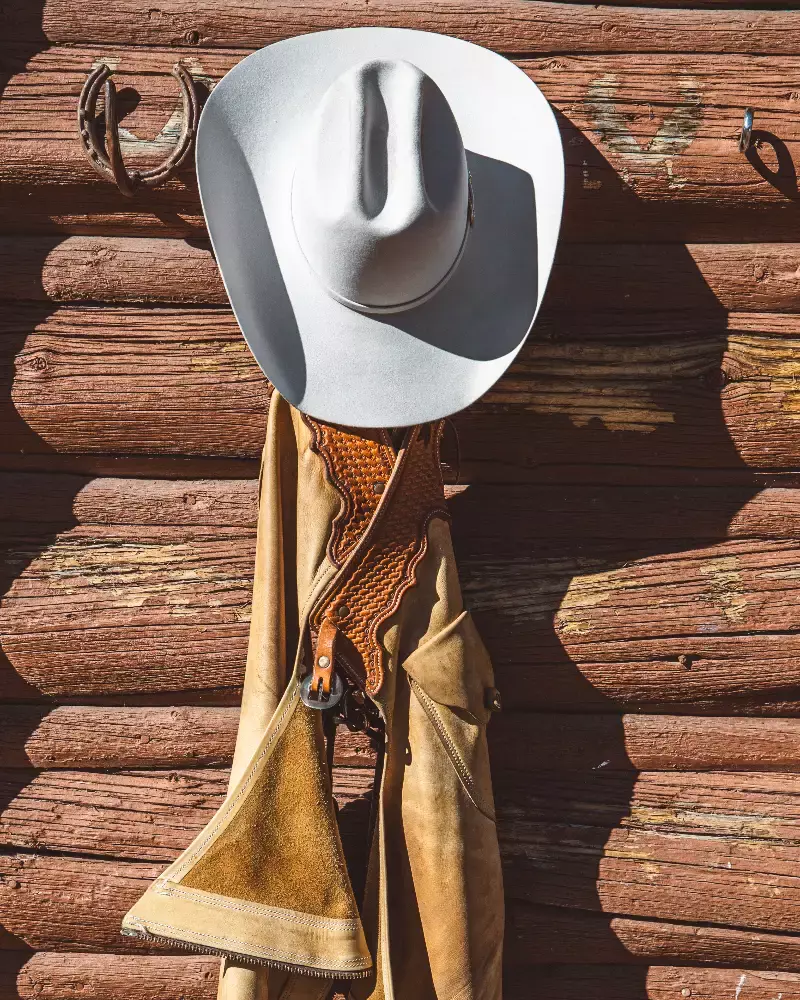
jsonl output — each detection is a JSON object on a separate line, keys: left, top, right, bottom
{"left": 508, "top": 905, "right": 800, "bottom": 970}
{"left": 507, "top": 966, "right": 800, "bottom": 1000}
{"left": 0, "top": 766, "right": 373, "bottom": 862}
{"left": 4, "top": 238, "right": 800, "bottom": 315}
{"left": 492, "top": 714, "right": 800, "bottom": 772}
{"left": 3, "top": 522, "right": 800, "bottom": 709}
{"left": 0, "top": 705, "right": 373, "bottom": 769}
{"left": 3, "top": 50, "right": 800, "bottom": 242}
{"left": 0, "top": 854, "right": 166, "bottom": 953}
{"left": 5, "top": 4, "right": 800, "bottom": 57}
{"left": 4, "top": 305, "right": 800, "bottom": 473}
{"left": 502, "top": 822, "right": 800, "bottom": 929}
{"left": 1, "top": 952, "right": 219, "bottom": 1000}
{"left": 7, "top": 852, "right": 800, "bottom": 969}
{"left": 4, "top": 953, "right": 800, "bottom": 1000}
{"left": 3, "top": 770, "right": 800, "bottom": 931}
{"left": 3, "top": 705, "right": 798, "bottom": 771}
{"left": 5, "top": 475, "right": 800, "bottom": 540}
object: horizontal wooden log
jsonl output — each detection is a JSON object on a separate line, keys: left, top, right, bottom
{"left": 5, "top": 305, "right": 800, "bottom": 475}
{"left": 5, "top": 238, "right": 800, "bottom": 315}
{"left": 508, "top": 966, "right": 800, "bottom": 1000}
{"left": 0, "top": 766, "right": 373, "bottom": 862}
{"left": 0, "top": 705, "right": 374, "bottom": 769}
{"left": 6, "top": 474, "right": 800, "bottom": 540}
{"left": 498, "top": 771, "right": 800, "bottom": 927}
{"left": 505, "top": 632, "right": 800, "bottom": 714}
{"left": 7, "top": 855, "right": 800, "bottom": 970}
{"left": 6, "top": 3, "right": 800, "bottom": 57}
{"left": 4, "top": 953, "right": 800, "bottom": 1000}
{"left": 3, "top": 769, "right": 800, "bottom": 932}
{"left": 5, "top": 953, "right": 800, "bottom": 1000}
{"left": 11, "top": 766, "right": 800, "bottom": 859}
{"left": 507, "top": 905, "right": 800, "bottom": 970}
{"left": 493, "top": 714, "right": 800, "bottom": 772}
{"left": 0, "top": 952, "right": 219, "bottom": 1000}
{"left": 4, "top": 48, "right": 800, "bottom": 242}
{"left": 2, "top": 705, "right": 800, "bottom": 772}
{"left": 0, "top": 476, "right": 261, "bottom": 528}
{"left": 4, "top": 520, "right": 800, "bottom": 709}
{"left": 0, "top": 854, "right": 165, "bottom": 953}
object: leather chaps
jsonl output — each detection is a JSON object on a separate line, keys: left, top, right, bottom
{"left": 123, "top": 392, "right": 504, "bottom": 999}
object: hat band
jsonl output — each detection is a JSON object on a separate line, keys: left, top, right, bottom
{"left": 296, "top": 175, "right": 474, "bottom": 317}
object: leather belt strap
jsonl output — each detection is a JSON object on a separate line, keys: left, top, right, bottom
{"left": 303, "top": 418, "right": 450, "bottom": 697}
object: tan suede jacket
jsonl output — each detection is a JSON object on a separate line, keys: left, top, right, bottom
{"left": 122, "top": 393, "right": 504, "bottom": 1000}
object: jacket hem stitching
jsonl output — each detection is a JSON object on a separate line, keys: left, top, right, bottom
{"left": 152, "top": 883, "right": 362, "bottom": 930}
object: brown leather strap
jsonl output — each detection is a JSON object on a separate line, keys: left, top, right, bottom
{"left": 304, "top": 420, "right": 396, "bottom": 568}
{"left": 308, "top": 616, "right": 339, "bottom": 700}
{"left": 304, "top": 419, "right": 449, "bottom": 696}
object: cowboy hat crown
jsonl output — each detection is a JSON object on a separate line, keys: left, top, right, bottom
{"left": 292, "top": 59, "right": 471, "bottom": 313}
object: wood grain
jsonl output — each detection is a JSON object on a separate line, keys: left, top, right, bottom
{"left": 4, "top": 520, "right": 800, "bottom": 709}
{"left": 3, "top": 705, "right": 799, "bottom": 771}
{"left": 0, "top": 705, "right": 374, "bottom": 769}
{"left": 4, "top": 14, "right": 800, "bottom": 995}
{"left": 0, "top": 853, "right": 166, "bottom": 953}
{"left": 5, "top": 238, "right": 800, "bottom": 315}
{"left": 492, "top": 714, "right": 800, "bottom": 773}
{"left": 499, "top": 771, "right": 800, "bottom": 928}
{"left": 5, "top": 305, "right": 800, "bottom": 474}
{"left": 0, "top": 766, "right": 373, "bottom": 862}
{"left": 3, "top": 49, "right": 800, "bottom": 242}
{"left": 1, "top": 952, "right": 219, "bottom": 1000}
{"left": 3, "top": 769, "right": 800, "bottom": 930}
{"left": 5, "top": 474, "right": 800, "bottom": 539}
{"left": 6, "top": 852, "right": 800, "bottom": 969}
{"left": 6, "top": 4, "right": 800, "bottom": 57}
{"left": 507, "top": 905, "right": 800, "bottom": 970}
{"left": 5, "top": 953, "right": 800, "bottom": 1000}
{"left": 4, "top": 954, "right": 800, "bottom": 1000}
{"left": 508, "top": 966, "right": 800, "bottom": 1000}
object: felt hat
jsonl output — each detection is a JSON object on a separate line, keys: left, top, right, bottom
{"left": 196, "top": 28, "right": 564, "bottom": 427}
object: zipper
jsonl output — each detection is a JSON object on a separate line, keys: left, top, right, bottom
{"left": 121, "top": 922, "right": 371, "bottom": 980}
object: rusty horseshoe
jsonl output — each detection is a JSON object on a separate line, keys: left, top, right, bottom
{"left": 77, "top": 62, "right": 199, "bottom": 198}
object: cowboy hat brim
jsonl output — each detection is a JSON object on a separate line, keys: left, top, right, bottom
{"left": 196, "top": 27, "right": 564, "bottom": 427}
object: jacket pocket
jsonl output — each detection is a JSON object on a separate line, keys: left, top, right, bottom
{"left": 402, "top": 610, "right": 498, "bottom": 822}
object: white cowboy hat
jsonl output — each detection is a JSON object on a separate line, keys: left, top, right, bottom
{"left": 196, "top": 27, "right": 564, "bottom": 427}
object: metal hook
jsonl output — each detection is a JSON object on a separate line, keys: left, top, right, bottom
{"left": 77, "top": 62, "right": 199, "bottom": 198}
{"left": 739, "top": 107, "right": 754, "bottom": 154}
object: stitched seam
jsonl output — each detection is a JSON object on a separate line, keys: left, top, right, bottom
{"left": 171, "top": 691, "right": 298, "bottom": 878}
{"left": 153, "top": 885, "right": 361, "bottom": 930}
{"left": 409, "top": 677, "right": 496, "bottom": 823}
{"left": 125, "top": 918, "right": 370, "bottom": 968}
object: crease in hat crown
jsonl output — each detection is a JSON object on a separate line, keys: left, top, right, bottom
{"left": 291, "top": 58, "right": 471, "bottom": 315}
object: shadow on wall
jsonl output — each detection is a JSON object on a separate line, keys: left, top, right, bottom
{"left": 447, "top": 112, "right": 766, "bottom": 994}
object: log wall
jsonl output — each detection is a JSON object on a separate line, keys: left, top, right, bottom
{"left": 2, "top": 2, "right": 800, "bottom": 997}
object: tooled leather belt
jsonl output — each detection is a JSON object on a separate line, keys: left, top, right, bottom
{"left": 299, "top": 417, "right": 450, "bottom": 712}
